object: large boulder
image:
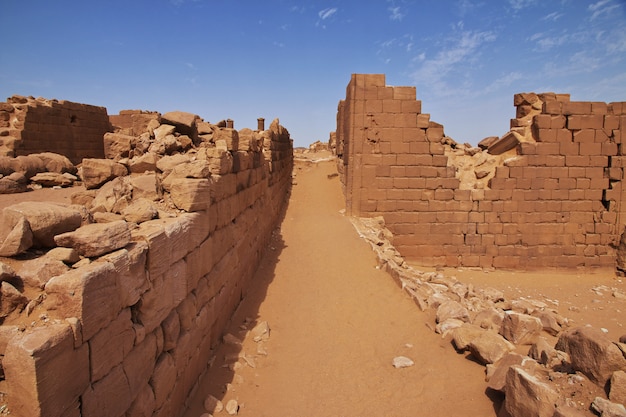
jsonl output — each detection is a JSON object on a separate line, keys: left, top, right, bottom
{"left": 161, "top": 111, "right": 199, "bottom": 143}
{"left": 0, "top": 202, "right": 82, "bottom": 250}
{"left": 81, "top": 158, "right": 128, "bottom": 189}
{"left": 0, "top": 172, "right": 28, "bottom": 194}
{"left": 555, "top": 326, "right": 626, "bottom": 386}
{"left": 31, "top": 152, "right": 76, "bottom": 174}
{"left": 501, "top": 366, "right": 560, "bottom": 417}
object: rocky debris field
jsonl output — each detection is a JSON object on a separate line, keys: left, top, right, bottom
{"left": 352, "top": 215, "right": 626, "bottom": 417}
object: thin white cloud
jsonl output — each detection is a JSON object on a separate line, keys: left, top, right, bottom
{"left": 318, "top": 7, "right": 337, "bottom": 20}
{"left": 542, "top": 11, "right": 563, "bottom": 21}
{"left": 456, "top": 0, "right": 482, "bottom": 17}
{"left": 484, "top": 72, "right": 524, "bottom": 94}
{"left": 410, "top": 30, "right": 496, "bottom": 96}
{"left": 508, "top": 0, "right": 537, "bottom": 10}
{"left": 388, "top": 6, "right": 405, "bottom": 21}
{"left": 589, "top": 0, "right": 620, "bottom": 20}
{"left": 530, "top": 32, "right": 570, "bottom": 51}
{"left": 185, "top": 62, "right": 196, "bottom": 70}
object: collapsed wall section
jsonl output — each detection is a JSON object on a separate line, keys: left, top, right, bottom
{"left": 0, "top": 95, "right": 111, "bottom": 164}
{"left": 2, "top": 117, "right": 293, "bottom": 417}
{"left": 336, "top": 73, "right": 626, "bottom": 269}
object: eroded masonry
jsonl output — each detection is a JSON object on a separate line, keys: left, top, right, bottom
{"left": 335, "top": 74, "right": 626, "bottom": 270}
{"left": 0, "top": 96, "right": 293, "bottom": 417}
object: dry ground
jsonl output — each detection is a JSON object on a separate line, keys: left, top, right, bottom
{"left": 1, "top": 151, "right": 624, "bottom": 416}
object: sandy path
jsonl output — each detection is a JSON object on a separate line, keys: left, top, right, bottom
{"left": 183, "top": 157, "right": 496, "bottom": 417}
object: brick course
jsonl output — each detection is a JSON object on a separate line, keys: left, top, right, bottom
{"left": 336, "top": 74, "right": 626, "bottom": 270}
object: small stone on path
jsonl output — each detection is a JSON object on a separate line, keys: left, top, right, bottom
{"left": 203, "top": 395, "right": 223, "bottom": 413}
{"left": 225, "top": 399, "right": 239, "bottom": 415}
{"left": 392, "top": 356, "right": 414, "bottom": 368}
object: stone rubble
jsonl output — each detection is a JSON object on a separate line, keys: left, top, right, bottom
{"left": 351, "top": 215, "right": 626, "bottom": 417}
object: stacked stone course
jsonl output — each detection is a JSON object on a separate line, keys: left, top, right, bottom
{"left": 1, "top": 103, "right": 293, "bottom": 417}
{"left": 336, "top": 74, "right": 626, "bottom": 270}
{"left": 0, "top": 95, "right": 111, "bottom": 164}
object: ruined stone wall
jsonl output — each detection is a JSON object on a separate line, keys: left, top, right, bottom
{"left": 336, "top": 74, "right": 626, "bottom": 270}
{"left": 3, "top": 121, "right": 293, "bottom": 417}
{"left": 0, "top": 95, "right": 110, "bottom": 164}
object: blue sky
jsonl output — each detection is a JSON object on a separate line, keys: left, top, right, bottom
{"left": 1, "top": 1, "right": 625, "bottom": 147}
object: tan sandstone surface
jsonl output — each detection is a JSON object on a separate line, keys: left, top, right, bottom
{"left": 1, "top": 151, "right": 625, "bottom": 416}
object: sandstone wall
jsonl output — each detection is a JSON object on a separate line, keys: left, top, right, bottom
{"left": 0, "top": 95, "right": 111, "bottom": 164}
{"left": 336, "top": 74, "right": 626, "bottom": 270}
{"left": 2, "top": 120, "right": 293, "bottom": 417}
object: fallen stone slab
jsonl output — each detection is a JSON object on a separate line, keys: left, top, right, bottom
{"left": 469, "top": 330, "right": 516, "bottom": 365}
{"left": 1, "top": 202, "right": 82, "bottom": 249}
{"left": 54, "top": 220, "right": 131, "bottom": 258}
{"left": 499, "top": 311, "right": 543, "bottom": 345}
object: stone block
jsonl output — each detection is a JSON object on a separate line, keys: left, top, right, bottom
{"left": 568, "top": 114, "right": 604, "bottom": 130}
{"left": 81, "top": 158, "right": 128, "bottom": 189}
{"left": 563, "top": 101, "right": 592, "bottom": 115}
{"left": 150, "top": 352, "right": 176, "bottom": 409}
{"left": 170, "top": 178, "right": 211, "bottom": 212}
{"left": 81, "top": 364, "right": 132, "bottom": 417}
{"left": 44, "top": 262, "right": 120, "bottom": 341}
{"left": 135, "top": 258, "right": 187, "bottom": 334}
{"left": 4, "top": 323, "right": 89, "bottom": 417}
{"left": 54, "top": 220, "right": 131, "bottom": 258}
{"left": 103, "top": 132, "right": 133, "bottom": 160}
{"left": 161, "top": 309, "right": 180, "bottom": 352}
{"left": 123, "top": 332, "right": 157, "bottom": 398}
{"left": 89, "top": 308, "right": 134, "bottom": 383}
{"left": 1, "top": 201, "right": 82, "bottom": 249}
{"left": 392, "top": 86, "right": 416, "bottom": 100}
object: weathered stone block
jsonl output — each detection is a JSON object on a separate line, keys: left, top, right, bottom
{"left": 555, "top": 326, "right": 626, "bottom": 386}
{"left": 81, "top": 364, "right": 132, "bottom": 417}
{"left": 54, "top": 220, "right": 131, "bottom": 258}
{"left": 170, "top": 178, "right": 211, "bottom": 212}
{"left": 4, "top": 323, "right": 89, "bottom": 417}
{"left": 150, "top": 352, "right": 176, "bottom": 409}
{"left": 89, "top": 308, "right": 134, "bottom": 382}
{"left": 44, "top": 261, "right": 120, "bottom": 341}
{"left": 80, "top": 158, "right": 128, "bottom": 189}
{"left": 134, "top": 259, "right": 187, "bottom": 333}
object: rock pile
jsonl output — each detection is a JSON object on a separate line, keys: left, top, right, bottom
{"left": 352, "top": 216, "right": 626, "bottom": 417}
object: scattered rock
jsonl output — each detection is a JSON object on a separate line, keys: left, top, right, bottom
{"left": 203, "top": 395, "right": 223, "bottom": 413}
{"left": 0, "top": 281, "right": 28, "bottom": 318}
{"left": 18, "top": 257, "right": 70, "bottom": 289}
{"left": 392, "top": 356, "right": 414, "bottom": 368}
{"left": 610, "top": 370, "right": 626, "bottom": 405}
{"left": 555, "top": 326, "right": 626, "bottom": 386}
{"left": 499, "top": 311, "right": 543, "bottom": 345}
{"left": 501, "top": 365, "right": 560, "bottom": 417}
{"left": 436, "top": 300, "right": 470, "bottom": 324}
{"left": 81, "top": 158, "right": 128, "bottom": 189}
{"left": 469, "top": 330, "right": 515, "bottom": 365}
{"left": 223, "top": 333, "right": 242, "bottom": 346}
{"left": 225, "top": 399, "right": 239, "bottom": 415}
{"left": 591, "top": 396, "right": 626, "bottom": 417}
{"left": 251, "top": 321, "right": 270, "bottom": 342}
